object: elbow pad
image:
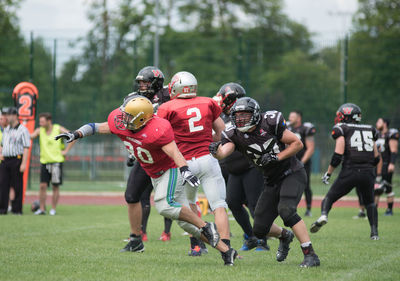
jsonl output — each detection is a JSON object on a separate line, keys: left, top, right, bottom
{"left": 373, "top": 156, "right": 380, "bottom": 166}
{"left": 390, "top": 152, "right": 397, "bottom": 165}
{"left": 330, "top": 152, "right": 343, "bottom": 168}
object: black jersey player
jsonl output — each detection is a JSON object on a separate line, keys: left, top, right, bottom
{"left": 215, "top": 83, "right": 269, "bottom": 251}
{"left": 210, "top": 97, "right": 320, "bottom": 267}
{"left": 374, "top": 117, "right": 399, "bottom": 215}
{"left": 288, "top": 111, "right": 316, "bottom": 216}
{"left": 121, "top": 66, "right": 173, "bottom": 251}
{"left": 310, "top": 103, "right": 381, "bottom": 240}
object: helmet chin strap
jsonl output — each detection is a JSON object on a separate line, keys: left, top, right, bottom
{"left": 237, "top": 125, "right": 255, "bottom": 132}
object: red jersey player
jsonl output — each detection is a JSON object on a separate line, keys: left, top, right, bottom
{"left": 55, "top": 96, "right": 238, "bottom": 265}
{"left": 157, "top": 71, "right": 231, "bottom": 256}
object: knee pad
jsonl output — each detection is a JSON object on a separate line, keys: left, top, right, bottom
{"left": 177, "top": 220, "right": 201, "bottom": 239}
{"left": 278, "top": 203, "right": 301, "bottom": 228}
{"left": 125, "top": 191, "right": 140, "bottom": 204}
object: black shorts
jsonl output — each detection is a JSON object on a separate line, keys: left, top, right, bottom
{"left": 40, "top": 163, "right": 63, "bottom": 186}
{"left": 125, "top": 161, "right": 153, "bottom": 204}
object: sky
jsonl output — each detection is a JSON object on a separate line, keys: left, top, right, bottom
{"left": 16, "top": 0, "right": 359, "bottom": 64}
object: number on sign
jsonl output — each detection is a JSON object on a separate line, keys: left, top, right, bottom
{"left": 187, "top": 107, "right": 204, "bottom": 132}
{"left": 18, "top": 95, "right": 33, "bottom": 116}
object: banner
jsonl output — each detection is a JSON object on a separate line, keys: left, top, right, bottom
{"left": 12, "top": 82, "right": 39, "bottom": 203}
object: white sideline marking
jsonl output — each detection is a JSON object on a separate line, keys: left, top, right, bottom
{"left": 333, "top": 249, "right": 400, "bottom": 281}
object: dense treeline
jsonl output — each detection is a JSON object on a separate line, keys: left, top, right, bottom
{"left": 1, "top": 0, "right": 399, "bottom": 130}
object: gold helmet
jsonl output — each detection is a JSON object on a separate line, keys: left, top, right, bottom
{"left": 121, "top": 96, "right": 154, "bottom": 130}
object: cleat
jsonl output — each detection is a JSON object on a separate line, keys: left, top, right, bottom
{"left": 188, "top": 245, "right": 202, "bottom": 256}
{"left": 120, "top": 236, "right": 145, "bottom": 253}
{"left": 141, "top": 231, "right": 148, "bottom": 242}
{"left": 352, "top": 211, "right": 366, "bottom": 219}
{"left": 310, "top": 215, "right": 328, "bottom": 233}
{"left": 239, "top": 234, "right": 250, "bottom": 251}
{"left": 49, "top": 209, "right": 56, "bottom": 216}
{"left": 370, "top": 225, "right": 379, "bottom": 240}
{"left": 34, "top": 209, "right": 46, "bottom": 215}
{"left": 300, "top": 253, "right": 320, "bottom": 268}
{"left": 255, "top": 239, "right": 270, "bottom": 251}
{"left": 384, "top": 209, "right": 393, "bottom": 216}
{"left": 159, "top": 231, "right": 171, "bottom": 242}
{"left": 199, "top": 240, "right": 208, "bottom": 254}
{"left": 240, "top": 236, "right": 258, "bottom": 251}
{"left": 201, "top": 222, "right": 220, "bottom": 248}
{"left": 276, "top": 230, "right": 294, "bottom": 262}
{"left": 221, "top": 248, "right": 238, "bottom": 266}
{"left": 304, "top": 210, "right": 312, "bottom": 217}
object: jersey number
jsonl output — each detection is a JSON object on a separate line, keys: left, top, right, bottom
{"left": 123, "top": 141, "right": 154, "bottom": 164}
{"left": 350, "top": 130, "right": 374, "bottom": 152}
{"left": 187, "top": 107, "right": 204, "bottom": 133}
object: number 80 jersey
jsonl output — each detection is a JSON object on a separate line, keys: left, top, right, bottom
{"left": 331, "top": 123, "right": 379, "bottom": 169}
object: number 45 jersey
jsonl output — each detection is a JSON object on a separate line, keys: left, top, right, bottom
{"left": 108, "top": 108, "right": 176, "bottom": 178}
{"left": 331, "top": 123, "right": 379, "bottom": 169}
{"left": 157, "top": 96, "right": 222, "bottom": 160}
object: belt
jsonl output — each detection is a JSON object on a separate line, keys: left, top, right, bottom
{"left": 4, "top": 155, "right": 22, "bottom": 160}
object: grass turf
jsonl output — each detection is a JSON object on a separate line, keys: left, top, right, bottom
{"left": 1, "top": 205, "right": 400, "bottom": 281}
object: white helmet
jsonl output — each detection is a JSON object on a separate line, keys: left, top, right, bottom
{"left": 168, "top": 71, "right": 197, "bottom": 99}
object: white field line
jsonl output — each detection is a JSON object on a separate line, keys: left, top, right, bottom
{"left": 333, "top": 249, "right": 400, "bottom": 281}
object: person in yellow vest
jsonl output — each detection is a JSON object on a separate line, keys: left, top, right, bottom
{"left": 30, "top": 112, "right": 75, "bottom": 215}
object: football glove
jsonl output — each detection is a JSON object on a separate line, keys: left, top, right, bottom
{"left": 322, "top": 172, "right": 331, "bottom": 185}
{"left": 209, "top": 141, "right": 222, "bottom": 156}
{"left": 259, "top": 152, "right": 279, "bottom": 166}
{"left": 127, "top": 154, "right": 136, "bottom": 167}
{"left": 55, "top": 131, "right": 80, "bottom": 143}
{"left": 180, "top": 166, "right": 200, "bottom": 187}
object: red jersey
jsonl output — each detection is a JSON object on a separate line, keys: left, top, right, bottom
{"left": 157, "top": 96, "right": 222, "bottom": 159}
{"left": 107, "top": 109, "right": 175, "bottom": 178}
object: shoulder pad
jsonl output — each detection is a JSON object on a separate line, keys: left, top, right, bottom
{"left": 389, "top": 128, "right": 400, "bottom": 140}
{"left": 304, "top": 122, "right": 316, "bottom": 136}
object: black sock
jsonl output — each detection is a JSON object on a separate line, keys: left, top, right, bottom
{"left": 222, "top": 239, "right": 231, "bottom": 248}
{"left": 141, "top": 204, "right": 151, "bottom": 233}
{"left": 130, "top": 233, "right": 141, "bottom": 239}
{"left": 280, "top": 228, "right": 289, "bottom": 239}
{"left": 190, "top": 237, "right": 200, "bottom": 248}
{"left": 164, "top": 217, "right": 172, "bottom": 233}
{"left": 301, "top": 243, "right": 314, "bottom": 256}
{"left": 388, "top": 202, "right": 393, "bottom": 210}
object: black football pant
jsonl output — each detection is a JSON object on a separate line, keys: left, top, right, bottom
{"left": 226, "top": 167, "right": 264, "bottom": 237}
{"left": 303, "top": 162, "right": 312, "bottom": 210}
{"left": 0, "top": 157, "right": 23, "bottom": 214}
{"left": 253, "top": 169, "right": 306, "bottom": 239}
{"left": 321, "top": 168, "right": 378, "bottom": 228}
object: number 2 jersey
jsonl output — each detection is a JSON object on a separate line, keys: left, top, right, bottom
{"left": 331, "top": 123, "right": 378, "bottom": 169}
{"left": 157, "top": 96, "right": 222, "bottom": 160}
{"left": 221, "top": 111, "right": 303, "bottom": 184}
{"left": 108, "top": 108, "right": 175, "bottom": 178}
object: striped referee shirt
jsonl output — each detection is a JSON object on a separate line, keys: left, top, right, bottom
{"left": 1, "top": 124, "right": 30, "bottom": 157}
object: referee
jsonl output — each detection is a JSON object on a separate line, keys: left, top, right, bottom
{"left": 0, "top": 107, "right": 30, "bottom": 214}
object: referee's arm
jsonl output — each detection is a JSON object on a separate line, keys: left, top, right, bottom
{"left": 20, "top": 128, "right": 31, "bottom": 173}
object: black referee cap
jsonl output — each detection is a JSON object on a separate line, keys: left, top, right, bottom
{"left": 7, "top": 107, "right": 18, "bottom": 115}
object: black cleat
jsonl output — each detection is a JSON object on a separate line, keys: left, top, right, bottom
{"left": 120, "top": 236, "right": 145, "bottom": 253}
{"left": 221, "top": 248, "right": 238, "bottom": 266}
{"left": 255, "top": 239, "right": 270, "bottom": 251}
{"left": 201, "top": 222, "right": 220, "bottom": 248}
{"left": 304, "top": 209, "right": 312, "bottom": 217}
{"left": 276, "top": 230, "right": 294, "bottom": 262}
{"left": 199, "top": 240, "right": 208, "bottom": 254}
{"left": 242, "top": 236, "right": 258, "bottom": 251}
{"left": 300, "top": 253, "right": 320, "bottom": 268}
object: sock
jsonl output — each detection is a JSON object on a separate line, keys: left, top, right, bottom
{"left": 164, "top": 217, "right": 172, "bottom": 233}
{"left": 301, "top": 242, "right": 314, "bottom": 255}
{"left": 279, "top": 228, "right": 288, "bottom": 239}
{"left": 388, "top": 202, "right": 393, "bottom": 210}
{"left": 130, "top": 233, "right": 141, "bottom": 239}
{"left": 222, "top": 239, "right": 231, "bottom": 248}
{"left": 190, "top": 237, "right": 200, "bottom": 248}
{"left": 141, "top": 204, "right": 151, "bottom": 233}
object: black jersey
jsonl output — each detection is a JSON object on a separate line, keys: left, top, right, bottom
{"left": 221, "top": 110, "right": 303, "bottom": 184}
{"left": 219, "top": 113, "right": 254, "bottom": 174}
{"left": 288, "top": 122, "right": 316, "bottom": 163}
{"left": 331, "top": 123, "right": 379, "bottom": 169}
{"left": 376, "top": 129, "right": 399, "bottom": 164}
{"left": 123, "top": 86, "right": 170, "bottom": 111}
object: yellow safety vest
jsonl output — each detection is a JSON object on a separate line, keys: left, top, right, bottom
{"left": 39, "top": 124, "right": 65, "bottom": 164}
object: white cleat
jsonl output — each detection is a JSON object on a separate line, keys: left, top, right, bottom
{"left": 310, "top": 215, "right": 328, "bottom": 233}
{"left": 49, "top": 209, "right": 56, "bottom": 216}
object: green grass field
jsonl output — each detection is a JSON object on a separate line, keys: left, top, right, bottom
{"left": 1, "top": 205, "right": 400, "bottom": 281}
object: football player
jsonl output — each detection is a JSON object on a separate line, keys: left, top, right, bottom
{"left": 210, "top": 97, "right": 320, "bottom": 268}
{"left": 157, "top": 72, "right": 233, "bottom": 257}
{"left": 288, "top": 111, "right": 316, "bottom": 217}
{"left": 215, "top": 83, "right": 270, "bottom": 251}
{"left": 311, "top": 103, "right": 381, "bottom": 240}
{"left": 55, "top": 96, "right": 237, "bottom": 265}
{"left": 123, "top": 66, "right": 173, "bottom": 245}
{"left": 374, "top": 117, "right": 399, "bottom": 215}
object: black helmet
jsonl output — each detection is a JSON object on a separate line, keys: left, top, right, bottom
{"left": 335, "top": 103, "right": 362, "bottom": 124}
{"left": 230, "top": 97, "right": 261, "bottom": 132}
{"left": 134, "top": 66, "right": 165, "bottom": 99}
{"left": 216, "top": 82, "right": 246, "bottom": 113}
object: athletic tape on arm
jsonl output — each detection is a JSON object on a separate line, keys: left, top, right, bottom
{"left": 77, "top": 123, "right": 99, "bottom": 137}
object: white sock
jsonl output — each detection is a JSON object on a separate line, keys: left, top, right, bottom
{"left": 301, "top": 241, "right": 311, "bottom": 248}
